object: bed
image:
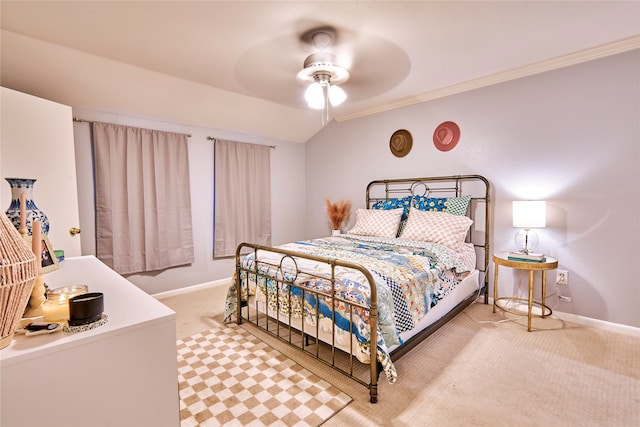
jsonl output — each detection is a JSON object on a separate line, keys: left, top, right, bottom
{"left": 224, "top": 175, "right": 490, "bottom": 403}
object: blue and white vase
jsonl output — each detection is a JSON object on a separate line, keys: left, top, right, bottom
{"left": 5, "top": 178, "right": 50, "bottom": 235}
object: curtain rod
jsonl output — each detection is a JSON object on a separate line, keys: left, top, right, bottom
{"left": 207, "top": 136, "right": 276, "bottom": 149}
{"left": 73, "top": 117, "right": 192, "bottom": 138}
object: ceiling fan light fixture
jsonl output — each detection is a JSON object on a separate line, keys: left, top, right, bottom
{"left": 297, "top": 29, "right": 351, "bottom": 125}
{"left": 305, "top": 82, "right": 324, "bottom": 109}
{"left": 328, "top": 84, "right": 347, "bottom": 106}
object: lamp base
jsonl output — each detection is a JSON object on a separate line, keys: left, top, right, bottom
{"left": 515, "top": 229, "right": 539, "bottom": 254}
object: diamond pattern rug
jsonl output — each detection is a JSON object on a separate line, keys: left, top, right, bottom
{"left": 177, "top": 322, "right": 352, "bottom": 426}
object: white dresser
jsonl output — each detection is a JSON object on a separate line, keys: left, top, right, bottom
{"left": 0, "top": 256, "right": 179, "bottom": 427}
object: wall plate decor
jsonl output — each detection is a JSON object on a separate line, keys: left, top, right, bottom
{"left": 433, "top": 121, "right": 460, "bottom": 152}
{"left": 390, "top": 129, "right": 412, "bottom": 157}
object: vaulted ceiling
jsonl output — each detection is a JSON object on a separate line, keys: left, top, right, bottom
{"left": 1, "top": 1, "right": 638, "bottom": 143}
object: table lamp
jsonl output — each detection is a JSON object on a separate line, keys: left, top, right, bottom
{"left": 512, "top": 200, "right": 546, "bottom": 254}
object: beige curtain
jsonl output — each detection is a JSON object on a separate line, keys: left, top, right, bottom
{"left": 93, "top": 122, "right": 194, "bottom": 274}
{"left": 214, "top": 139, "right": 271, "bottom": 257}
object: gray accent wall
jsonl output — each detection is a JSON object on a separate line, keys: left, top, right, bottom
{"left": 305, "top": 50, "right": 640, "bottom": 328}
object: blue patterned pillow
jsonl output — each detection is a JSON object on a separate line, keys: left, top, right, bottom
{"left": 372, "top": 196, "right": 413, "bottom": 221}
{"left": 412, "top": 195, "right": 471, "bottom": 216}
{"left": 411, "top": 197, "right": 447, "bottom": 212}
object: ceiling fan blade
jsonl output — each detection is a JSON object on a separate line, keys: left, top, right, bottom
{"left": 235, "top": 25, "right": 409, "bottom": 108}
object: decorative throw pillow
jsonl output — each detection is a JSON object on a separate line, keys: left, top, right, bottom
{"left": 411, "top": 195, "right": 471, "bottom": 216}
{"left": 372, "top": 196, "right": 413, "bottom": 221}
{"left": 444, "top": 195, "right": 472, "bottom": 216}
{"left": 411, "top": 196, "right": 447, "bottom": 212}
{"left": 347, "top": 208, "right": 404, "bottom": 238}
{"left": 399, "top": 208, "right": 473, "bottom": 248}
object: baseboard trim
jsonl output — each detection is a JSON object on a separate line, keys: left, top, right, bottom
{"left": 153, "top": 277, "right": 232, "bottom": 300}
{"left": 486, "top": 296, "right": 640, "bottom": 337}
{"left": 551, "top": 311, "right": 640, "bottom": 337}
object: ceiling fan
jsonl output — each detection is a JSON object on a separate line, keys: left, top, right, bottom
{"left": 296, "top": 28, "right": 351, "bottom": 125}
{"left": 234, "top": 23, "right": 409, "bottom": 122}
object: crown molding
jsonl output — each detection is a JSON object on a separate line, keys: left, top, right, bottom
{"left": 336, "top": 35, "right": 640, "bottom": 122}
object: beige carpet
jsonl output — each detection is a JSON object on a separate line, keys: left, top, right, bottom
{"left": 177, "top": 322, "right": 351, "bottom": 426}
{"left": 161, "top": 286, "right": 640, "bottom": 427}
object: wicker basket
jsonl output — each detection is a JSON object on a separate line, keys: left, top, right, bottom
{"left": 0, "top": 212, "right": 38, "bottom": 349}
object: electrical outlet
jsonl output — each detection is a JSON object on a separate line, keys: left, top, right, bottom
{"left": 556, "top": 270, "right": 568, "bottom": 285}
{"left": 559, "top": 295, "right": 572, "bottom": 302}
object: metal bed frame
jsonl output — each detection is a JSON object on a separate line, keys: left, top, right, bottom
{"left": 234, "top": 175, "right": 490, "bottom": 403}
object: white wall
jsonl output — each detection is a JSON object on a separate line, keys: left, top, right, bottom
{"left": 71, "top": 108, "right": 306, "bottom": 295}
{"left": 305, "top": 50, "right": 640, "bottom": 328}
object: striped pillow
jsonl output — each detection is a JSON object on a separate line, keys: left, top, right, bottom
{"left": 347, "top": 208, "right": 403, "bottom": 238}
{"left": 400, "top": 208, "right": 472, "bottom": 248}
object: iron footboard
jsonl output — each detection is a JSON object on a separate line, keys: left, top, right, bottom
{"left": 235, "top": 242, "right": 381, "bottom": 403}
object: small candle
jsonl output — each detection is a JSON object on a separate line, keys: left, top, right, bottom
{"left": 19, "top": 192, "right": 26, "bottom": 230}
{"left": 42, "top": 296, "right": 70, "bottom": 322}
{"left": 42, "top": 285, "right": 88, "bottom": 322}
{"left": 32, "top": 220, "right": 42, "bottom": 271}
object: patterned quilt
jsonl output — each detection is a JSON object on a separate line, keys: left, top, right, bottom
{"left": 224, "top": 234, "right": 475, "bottom": 384}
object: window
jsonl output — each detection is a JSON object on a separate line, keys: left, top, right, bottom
{"left": 93, "top": 122, "right": 194, "bottom": 274}
{"left": 213, "top": 139, "right": 271, "bottom": 257}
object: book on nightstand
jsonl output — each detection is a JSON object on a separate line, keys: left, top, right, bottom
{"left": 508, "top": 251, "right": 546, "bottom": 262}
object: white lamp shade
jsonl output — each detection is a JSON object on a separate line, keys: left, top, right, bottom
{"left": 328, "top": 85, "right": 347, "bottom": 106}
{"left": 512, "top": 201, "right": 546, "bottom": 228}
{"left": 304, "top": 82, "right": 324, "bottom": 109}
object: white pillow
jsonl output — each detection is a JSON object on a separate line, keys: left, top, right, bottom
{"left": 347, "top": 208, "right": 403, "bottom": 238}
{"left": 400, "top": 208, "right": 473, "bottom": 248}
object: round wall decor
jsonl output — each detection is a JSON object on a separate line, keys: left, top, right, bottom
{"left": 433, "top": 121, "right": 460, "bottom": 152}
{"left": 389, "top": 129, "right": 412, "bottom": 157}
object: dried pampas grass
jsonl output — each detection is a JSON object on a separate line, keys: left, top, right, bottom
{"left": 325, "top": 199, "right": 351, "bottom": 231}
